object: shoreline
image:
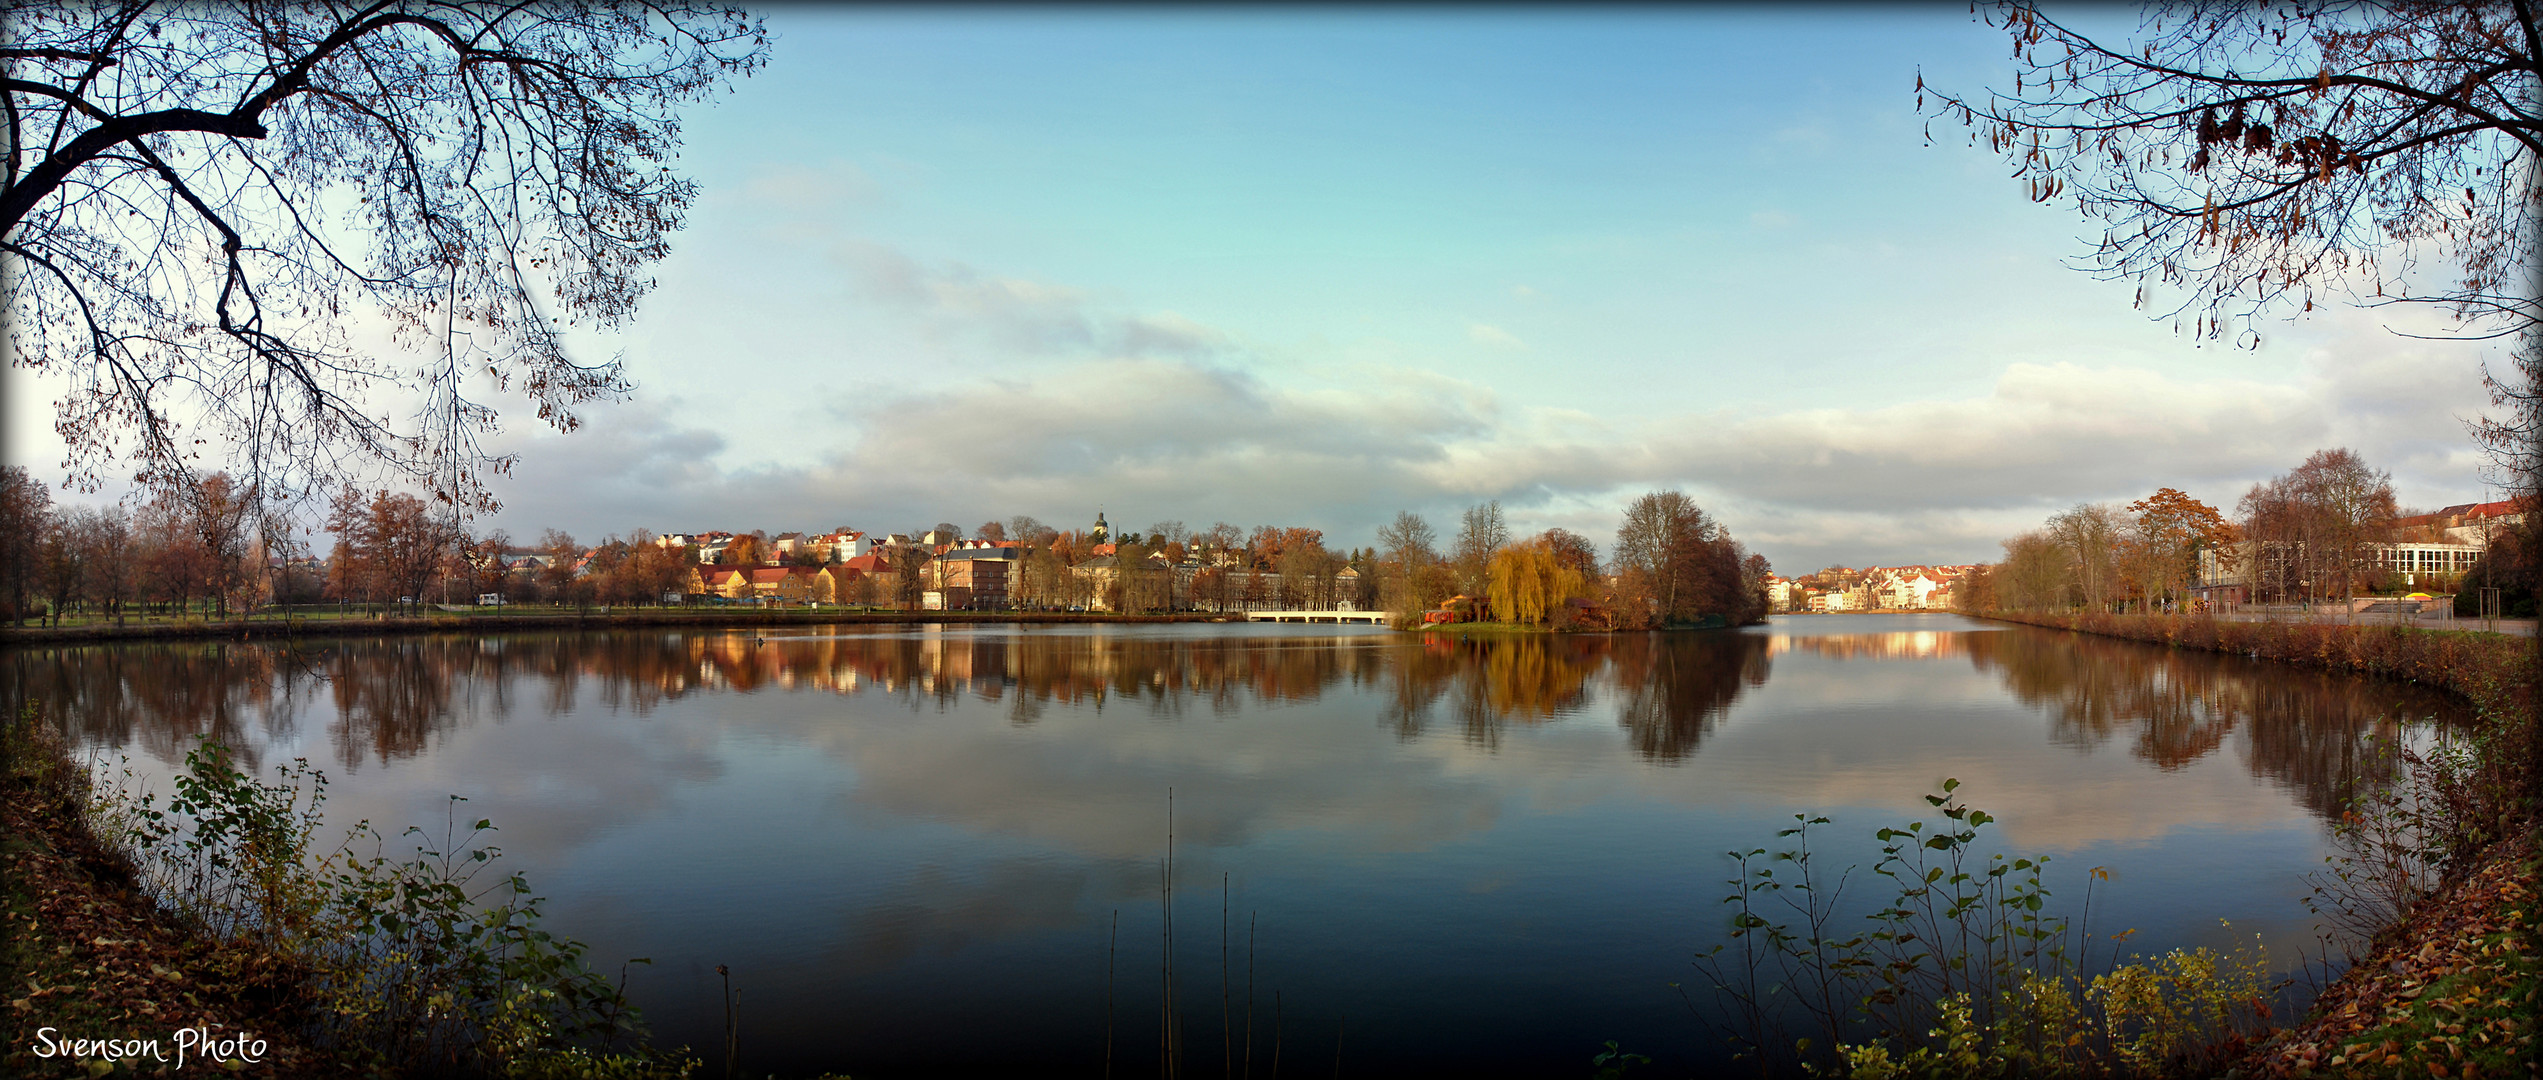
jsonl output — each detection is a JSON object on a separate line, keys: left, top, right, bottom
{"left": 1967, "top": 608, "right": 2534, "bottom": 713}
{"left": 1976, "top": 607, "right": 2541, "bottom": 1078}
{"left": 0, "top": 610, "right": 1777, "bottom": 647}
{"left": 0, "top": 608, "right": 1245, "bottom": 647}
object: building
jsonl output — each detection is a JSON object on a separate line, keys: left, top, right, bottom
{"left": 2197, "top": 539, "right": 2486, "bottom": 602}
{"left": 932, "top": 549, "right": 1013, "bottom": 609}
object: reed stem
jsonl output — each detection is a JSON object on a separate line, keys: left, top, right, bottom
{"left": 1222, "top": 872, "right": 1232, "bottom": 1079}
{"left": 1107, "top": 908, "right": 1118, "bottom": 1080}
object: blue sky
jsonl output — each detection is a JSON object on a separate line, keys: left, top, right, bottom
{"left": 2, "top": 7, "right": 2506, "bottom": 570}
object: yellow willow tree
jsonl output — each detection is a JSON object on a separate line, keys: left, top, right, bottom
{"left": 1487, "top": 538, "right": 1586, "bottom": 627}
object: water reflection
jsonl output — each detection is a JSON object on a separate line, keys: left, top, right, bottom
{"left": 1384, "top": 634, "right": 1614, "bottom": 748}
{"left": 1962, "top": 629, "right": 2445, "bottom": 818}
{"left": 0, "top": 619, "right": 2471, "bottom": 1077}
{"left": 3, "top": 623, "right": 2460, "bottom": 818}
{"left": 1612, "top": 632, "right": 1772, "bottom": 762}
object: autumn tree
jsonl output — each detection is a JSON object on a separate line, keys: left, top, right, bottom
{"left": 80, "top": 505, "right": 136, "bottom": 622}
{"left": 2299, "top": 448, "right": 2401, "bottom": 600}
{"left": 464, "top": 532, "right": 513, "bottom": 600}
{"left": 539, "top": 530, "right": 584, "bottom": 606}
{"left": 2241, "top": 448, "right": 2397, "bottom": 604}
{"left": 36, "top": 506, "right": 91, "bottom": 623}
{"left": 0, "top": 467, "right": 50, "bottom": 623}
{"left": 325, "top": 487, "right": 454, "bottom": 604}
{"left": 1487, "top": 538, "right": 1587, "bottom": 627}
{"left": 1, "top": 4, "right": 769, "bottom": 519}
{"left": 1995, "top": 530, "right": 2071, "bottom": 612}
{"left": 1955, "top": 562, "right": 2000, "bottom": 613}
{"left": 1277, "top": 537, "right": 1338, "bottom": 609}
{"left": 2127, "top": 487, "right": 2238, "bottom": 609}
{"left": 1538, "top": 528, "right": 1599, "bottom": 579}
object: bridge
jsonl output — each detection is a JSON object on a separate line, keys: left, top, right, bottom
{"left": 1240, "top": 609, "right": 1387, "bottom": 625}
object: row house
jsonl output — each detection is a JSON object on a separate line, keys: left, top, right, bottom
{"left": 834, "top": 553, "right": 898, "bottom": 602}
{"left": 1870, "top": 566, "right": 1956, "bottom": 610}
{"left": 812, "top": 530, "right": 873, "bottom": 562}
{"left": 685, "top": 564, "right": 866, "bottom": 604}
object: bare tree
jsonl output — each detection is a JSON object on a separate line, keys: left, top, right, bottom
{"left": 1375, "top": 510, "right": 1438, "bottom": 619}
{"left": 2046, "top": 503, "right": 2125, "bottom": 613}
{"left": 1928, "top": 3, "right": 2535, "bottom": 347}
{"left": 2, "top": 4, "right": 768, "bottom": 517}
{"left": 80, "top": 505, "right": 135, "bottom": 622}
{"left": 1454, "top": 500, "right": 1509, "bottom": 595}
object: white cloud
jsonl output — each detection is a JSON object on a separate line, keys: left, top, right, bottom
{"left": 470, "top": 318, "right": 2494, "bottom": 574}
{"left": 1467, "top": 323, "right": 1528, "bottom": 350}
{"left": 834, "top": 240, "right": 1229, "bottom": 359}
{"left": 14, "top": 236, "right": 2499, "bottom": 577}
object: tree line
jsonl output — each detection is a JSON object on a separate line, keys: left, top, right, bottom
{"left": 1375, "top": 491, "right": 1769, "bottom": 629}
{"left": 2, "top": 467, "right": 1769, "bottom": 629}
{"left": 1961, "top": 448, "right": 2418, "bottom": 614}
{"left": 2, "top": 467, "right": 267, "bottom": 624}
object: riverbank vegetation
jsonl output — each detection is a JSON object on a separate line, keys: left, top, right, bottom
{"left": 1832, "top": 451, "right": 2543, "bottom": 1076}
{"left": 1693, "top": 779, "right": 2289, "bottom": 1079}
{"left": 1, "top": 706, "right": 701, "bottom": 1078}
{"left": 1975, "top": 611, "right": 2533, "bottom": 716}
{"left": 1696, "top": 760, "right": 2536, "bottom": 1078}
{"left": 1907, "top": 612, "right": 2539, "bottom": 1077}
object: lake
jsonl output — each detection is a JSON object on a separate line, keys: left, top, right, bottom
{"left": 3, "top": 613, "right": 2466, "bottom": 1077}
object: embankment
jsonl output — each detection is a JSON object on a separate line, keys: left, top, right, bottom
{"left": 1984, "top": 609, "right": 2540, "bottom": 1077}
{"left": 1976, "top": 609, "right": 2535, "bottom": 714}
{"left": 0, "top": 608, "right": 1235, "bottom": 647}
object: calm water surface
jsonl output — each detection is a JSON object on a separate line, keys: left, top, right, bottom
{"left": 4, "top": 614, "right": 2466, "bottom": 1076}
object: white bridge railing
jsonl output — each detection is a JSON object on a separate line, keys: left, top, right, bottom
{"left": 1240, "top": 609, "right": 1387, "bottom": 624}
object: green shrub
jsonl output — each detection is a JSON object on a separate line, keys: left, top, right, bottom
{"left": 1693, "top": 780, "right": 2281, "bottom": 1079}
{"left": 89, "top": 734, "right": 688, "bottom": 1077}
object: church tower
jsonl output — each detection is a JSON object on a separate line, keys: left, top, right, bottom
{"left": 1090, "top": 511, "right": 1110, "bottom": 544}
